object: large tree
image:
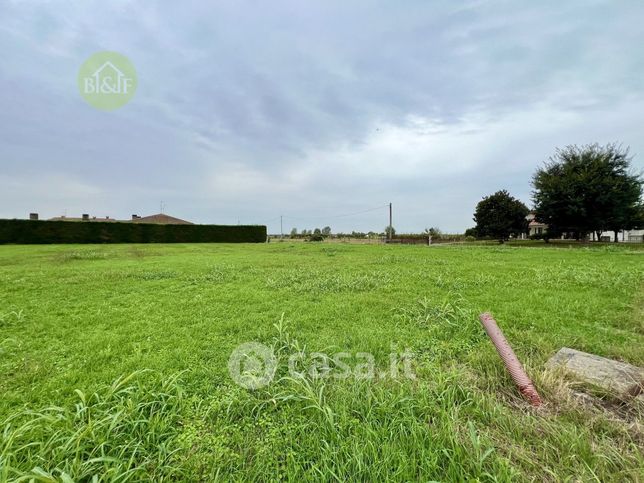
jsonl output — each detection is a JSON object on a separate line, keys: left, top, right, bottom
{"left": 532, "top": 144, "right": 643, "bottom": 241}
{"left": 473, "top": 190, "right": 528, "bottom": 243}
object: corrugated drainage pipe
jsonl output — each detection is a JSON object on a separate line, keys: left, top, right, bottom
{"left": 479, "top": 313, "right": 542, "bottom": 407}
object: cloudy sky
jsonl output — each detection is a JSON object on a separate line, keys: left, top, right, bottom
{"left": 1, "top": 0, "right": 643, "bottom": 233}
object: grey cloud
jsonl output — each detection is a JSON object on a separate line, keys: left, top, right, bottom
{"left": 0, "top": 0, "right": 643, "bottom": 232}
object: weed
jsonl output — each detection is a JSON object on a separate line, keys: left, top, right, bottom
{"left": 0, "top": 371, "right": 186, "bottom": 481}
{"left": 57, "top": 251, "right": 108, "bottom": 262}
{"left": 0, "top": 243, "right": 642, "bottom": 481}
{"left": 266, "top": 268, "right": 391, "bottom": 294}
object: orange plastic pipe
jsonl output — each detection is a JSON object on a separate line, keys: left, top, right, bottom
{"left": 479, "top": 313, "right": 542, "bottom": 407}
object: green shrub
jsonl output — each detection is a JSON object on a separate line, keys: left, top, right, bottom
{"left": 0, "top": 220, "right": 267, "bottom": 244}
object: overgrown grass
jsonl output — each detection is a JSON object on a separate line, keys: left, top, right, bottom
{"left": 0, "top": 243, "right": 642, "bottom": 481}
{"left": 1, "top": 371, "right": 185, "bottom": 481}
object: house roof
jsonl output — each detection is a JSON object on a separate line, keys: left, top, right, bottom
{"left": 45, "top": 213, "right": 193, "bottom": 224}
{"left": 528, "top": 220, "right": 547, "bottom": 227}
{"left": 49, "top": 216, "right": 118, "bottom": 222}
{"left": 129, "top": 213, "right": 193, "bottom": 225}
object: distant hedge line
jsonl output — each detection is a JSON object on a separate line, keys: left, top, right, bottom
{"left": 0, "top": 220, "right": 267, "bottom": 244}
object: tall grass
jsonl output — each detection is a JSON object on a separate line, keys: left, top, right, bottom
{"left": 0, "top": 243, "right": 642, "bottom": 481}
{"left": 266, "top": 268, "right": 392, "bottom": 294}
{"left": 0, "top": 372, "right": 185, "bottom": 482}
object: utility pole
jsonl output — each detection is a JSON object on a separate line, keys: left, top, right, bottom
{"left": 280, "top": 215, "right": 283, "bottom": 239}
{"left": 388, "top": 202, "right": 393, "bottom": 240}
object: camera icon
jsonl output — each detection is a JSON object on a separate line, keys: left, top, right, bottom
{"left": 227, "top": 342, "right": 277, "bottom": 390}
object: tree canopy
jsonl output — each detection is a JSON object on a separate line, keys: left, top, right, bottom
{"left": 473, "top": 190, "right": 528, "bottom": 242}
{"left": 532, "top": 144, "right": 643, "bottom": 241}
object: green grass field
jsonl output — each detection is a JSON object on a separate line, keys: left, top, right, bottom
{"left": 1, "top": 243, "right": 643, "bottom": 481}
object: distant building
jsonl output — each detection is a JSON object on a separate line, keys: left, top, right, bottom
{"left": 48, "top": 214, "right": 118, "bottom": 222}
{"left": 129, "top": 213, "right": 193, "bottom": 225}
{"left": 526, "top": 213, "right": 547, "bottom": 237}
{"left": 589, "top": 230, "right": 644, "bottom": 243}
{"left": 524, "top": 212, "right": 643, "bottom": 242}
{"left": 42, "top": 212, "right": 193, "bottom": 225}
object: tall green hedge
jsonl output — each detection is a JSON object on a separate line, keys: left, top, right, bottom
{"left": 0, "top": 220, "right": 267, "bottom": 244}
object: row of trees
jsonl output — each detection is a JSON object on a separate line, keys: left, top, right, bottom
{"left": 290, "top": 227, "right": 332, "bottom": 237}
{"left": 471, "top": 144, "right": 643, "bottom": 242}
{"left": 288, "top": 226, "right": 395, "bottom": 241}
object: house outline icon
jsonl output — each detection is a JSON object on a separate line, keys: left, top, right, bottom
{"left": 85, "top": 61, "right": 132, "bottom": 95}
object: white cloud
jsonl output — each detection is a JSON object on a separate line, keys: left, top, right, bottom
{"left": 1, "top": 0, "right": 643, "bottom": 232}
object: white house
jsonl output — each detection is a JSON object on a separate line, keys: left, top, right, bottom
{"left": 526, "top": 213, "right": 547, "bottom": 237}
{"left": 589, "top": 230, "right": 644, "bottom": 242}
{"left": 525, "top": 213, "right": 643, "bottom": 242}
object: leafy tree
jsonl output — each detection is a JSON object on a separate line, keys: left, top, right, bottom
{"left": 473, "top": 190, "right": 528, "bottom": 243}
{"left": 308, "top": 231, "right": 324, "bottom": 242}
{"left": 425, "top": 227, "right": 442, "bottom": 239}
{"left": 532, "top": 144, "right": 643, "bottom": 242}
{"left": 633, "top": 205, "right": 644, "bottom": 229}
{"left": 384, "top": 225, "right": 396, "bottom": 238}
{"left": 322, "top": 226, "right": 331, "bottom": 236}
{"left": 464, "top": 227, "right": 478, "bottom": 238}
{"left": 290, "top": 228, "right": 298, "bottom": 237}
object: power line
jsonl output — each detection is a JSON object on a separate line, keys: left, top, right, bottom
{"left": 281, "top": 203, "right": 390, "bottom": 222}
{"left": 244, "top": 204, "right": 390, "bottom": 230}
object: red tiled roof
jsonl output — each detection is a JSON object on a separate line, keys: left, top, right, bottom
{"left": 129, "top": 213, "right": 192, "bottom": 225}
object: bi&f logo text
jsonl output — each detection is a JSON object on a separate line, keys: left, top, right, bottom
{"left": 78, "top": 51, "right": 137, "bottom": 111}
